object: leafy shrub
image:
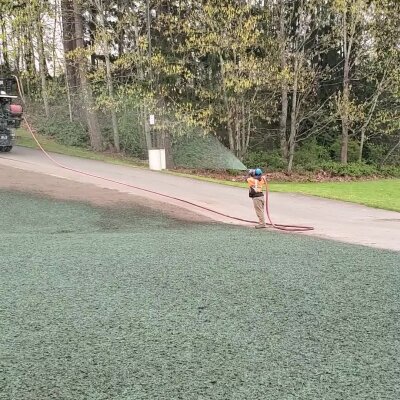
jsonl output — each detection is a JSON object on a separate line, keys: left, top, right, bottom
{"left": 243, "top": 150, "right": 286, "bottom": 170}
{"left": 117, "top": 112, "right": 147, "bottom": 158}
{"left": 379, "top": 165, "right": 400, "bottom": 177}
{"left": 364, "top": 143, "right": 387, "bottom": 164}
{"left": 294, "top": 139, "right": 331, "bottom": 169}
{"left": 316, "top": 161, "right": 383, "bottom": 177}
{"left": 37, "top": 118, "right": 88, "bottom": 147}
{"left": 330, "top": 138, "right": 360, "bottom": 162}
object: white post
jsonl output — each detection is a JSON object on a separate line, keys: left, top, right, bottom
{"left": 147, "top": 114, "right": 166, "bottom": 171}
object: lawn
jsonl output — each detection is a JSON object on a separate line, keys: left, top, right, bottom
{"left": 1, "top": 190, "right": 399, "bottom": 399}
{"left": 271, "top": 180, "right": 400, "bottom": 212}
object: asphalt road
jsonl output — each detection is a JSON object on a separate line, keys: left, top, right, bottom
{"left": 0, "top": 146, "right": 399, "bottom": 251}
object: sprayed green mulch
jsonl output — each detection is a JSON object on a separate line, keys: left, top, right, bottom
{"left": 1, "top": 191, "right": 399, "bottom": 400}
{"left": 173, "top": 135, "right": 247, "bottom": 170}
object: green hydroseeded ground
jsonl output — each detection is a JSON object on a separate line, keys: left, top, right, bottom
{"left": 1, "top": 191, "right": 399, "bottom": 400}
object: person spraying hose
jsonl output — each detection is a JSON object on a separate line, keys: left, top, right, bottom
{"left": 247, "top": 168, "right": 267, "bottom": 229}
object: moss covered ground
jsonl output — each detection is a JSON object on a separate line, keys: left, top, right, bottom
{"left": 1, "top": 191, "right": 399, "bottom": 399}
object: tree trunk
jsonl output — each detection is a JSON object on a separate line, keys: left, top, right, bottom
{"left": 51, "top": 0, "right": 59, "bottom": 79}
{"left": 37, "top": 24, "right": 50, "bottom": 78}
{"left": 60, "top": 0, "right": 76, "bottom": 122}
{"left": 359, "top": 127, "right": 366, "bottom": 163}
{"left": 57, "top": 11, "right": 73, "bottom": 122}
{"left": 278, "top": 0, "right": 288, "bottom": 160}
{"left": 72, "top": 0, "right": 103, "bottom": 151}
{"left": 133, "top": 11, "right": 152, "bottom": 151}
{"left": 341, "top": 61, "right": 350, "bottom": 164}
{"left": 1, "top": 21, "right": 10, "bottom": 72}
{"left": 359, "top": 83, "right": 382, "bottom": 162}
{"left": 14, "top": 26, "right": 22, "bottom": 73}
{"left": 35, "top": 15, "right": 50, "bottom": 118}
{"left": 97, "top": 5, "right": 120, "bottom": 152}
{"left": 61, "top": 0, "right": 79, "bottom": 92}
{"left": 235, "top": 103, "right": 241, "bottom": 156}
{"left": 340, "top": 6, "right": 356, "bottom": 165}
{"left": 287, "top": 56, "right": 300, "bottom": 173}
{"left": 23, "top": 29, "right": 36, "bottom": 79}
{"left": 219, "top": 53, "right": 235, "bottom": 153}
{"left": 142, "top": 106, "right": 152, "bottom": 150}
{"left": 280, "top": 87, "right": 289, "bottom": 160}
{"left": 239, "top": 101, "right": 251, "bottom": 160}
{"left": 104, "top": 53, "right": 120, "bottom": 151}
{"left": 146, "top": 0, "right": 153, "bottom": 83}
{"left": 164, "top": 130, "right": 174, "bottom": 168}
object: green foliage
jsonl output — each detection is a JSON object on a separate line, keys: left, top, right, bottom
{"left": 4, "top": 0, "right": 399, "bottom": 170}
{"left": 117, "top": 112, "right": 146, "bottom": 158}
{"left": 317, "top": 161, "right": 377, "bottom": 177}
{"left": 363, "top": 143, "right": 387, "bottom": 164}
{"left": 244, "top": 142, "right": 400, "bottom": 177}
{"left": 310, "top": 161, "right": 400, "bottom": 177}
{"left": 330, "top": 138, "right": 360, "bottom": 162}
{"left": 243, "top": 150, "right": 286, "bottom": 171}
{"left": 379, "top": 165, "right": 400, "bottom": 177}
{"left": 294, "top": 140, "right": 331, "bottom": 169}
{"left": 36, "top": 117, "right": 88, "bottom": 147}
{"left": 364, "top": 141, "right": 400, "bottom": 167}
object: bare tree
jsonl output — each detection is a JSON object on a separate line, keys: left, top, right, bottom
{"left": 61, "top": 0, "right": 79, "bottom": 91}
{"left": 278, "top": 0, "right": 289, "bottom": 160}
{"left": 92, "top": 0, "right": 120, "bottom": 151}
{"left": 336, "top": 0, "right": 365, "bottom": 164}
{"left": 72, "top": 0, "right": 103, "bottom": 150}
{"left": 35, "top": 9, "right": 50, "bottom": 118}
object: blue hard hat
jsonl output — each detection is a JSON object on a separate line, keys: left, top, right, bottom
{"left": 255, "top": 168, "right": 263, "bottom": 176}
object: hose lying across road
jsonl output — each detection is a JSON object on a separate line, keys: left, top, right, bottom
{"left": 14, "top": 76, "right": 313, "bottom": 232}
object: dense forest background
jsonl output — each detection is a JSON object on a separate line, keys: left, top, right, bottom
{"left": 0, "top": 0, "right": 399, "bottom": 174}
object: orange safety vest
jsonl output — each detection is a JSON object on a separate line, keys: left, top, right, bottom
{"left": 247, "top": 176, "right": 266, "bottom": 197}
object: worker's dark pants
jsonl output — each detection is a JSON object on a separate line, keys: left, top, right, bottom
{"left": 252, "top": 196, "right": 265, "bottom": 225}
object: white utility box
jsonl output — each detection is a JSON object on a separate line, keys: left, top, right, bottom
{"left": 148, "top": 149, "right": 166, "bottom": 171}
